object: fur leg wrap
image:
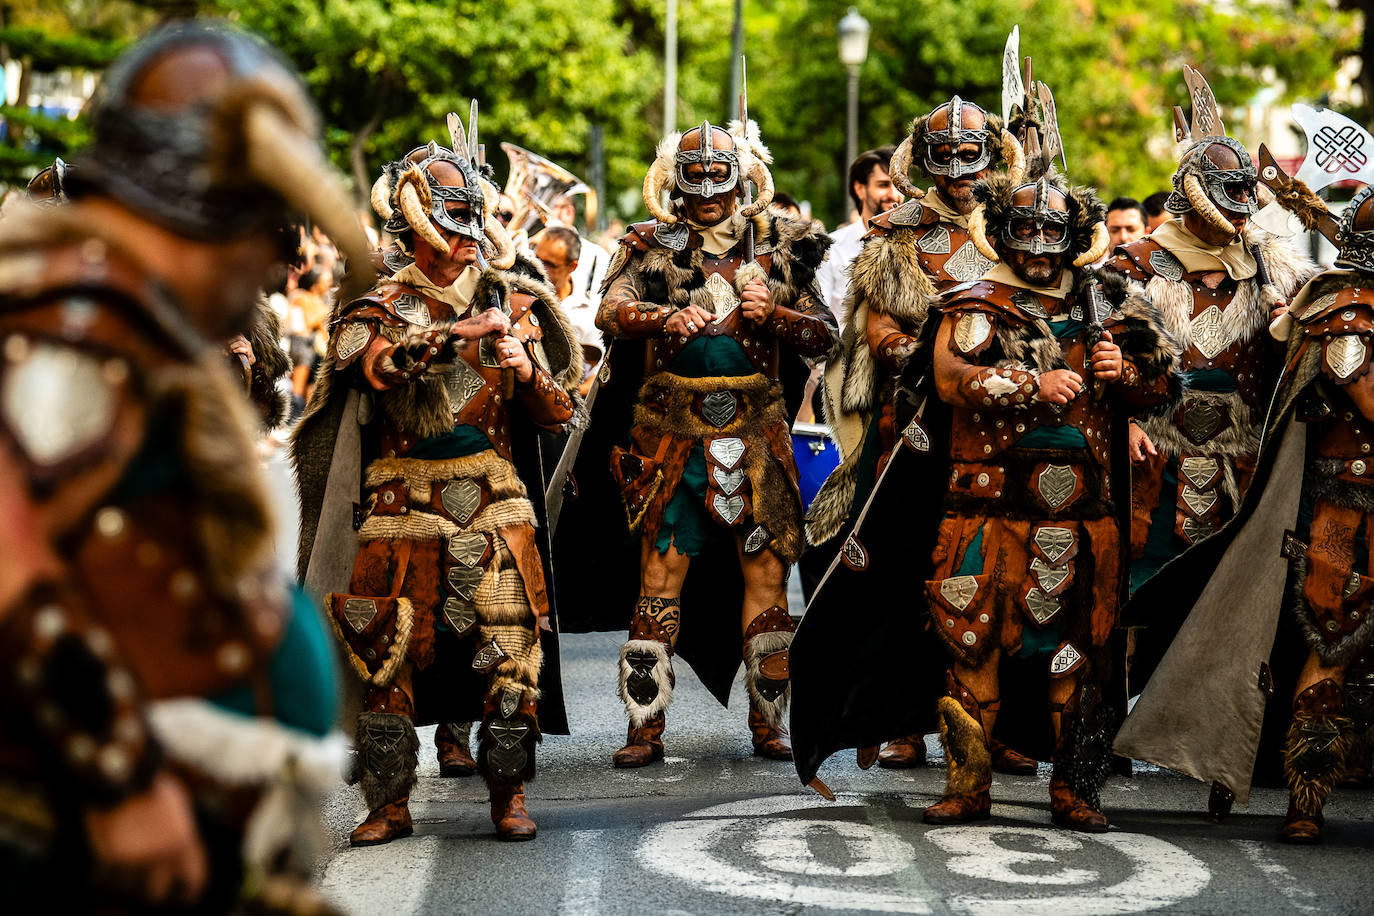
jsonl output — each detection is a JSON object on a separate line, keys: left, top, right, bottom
{"left": 1285, "top": 679, "right": 1354, "bottom": 817}
{"left": 1050, "top": 684, "right": 1118, "bottom": 813}
{"left": 743, "top": 605, "right": 795, "bottom": 729}
{"left": 936, "top": 695, "right": 991, "bottom": 796}
{"left": 478, "top": 708, "right": 539, "bottom": 787}
{"left": 353, "top": 712, "right": 419, "bottom": 811}
{"left": 618, "top": 639, "right": 674, "bottom": 727}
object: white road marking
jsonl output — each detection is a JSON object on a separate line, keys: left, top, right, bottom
{"left": 927, "top": 826, "right": 1099, "bottom": 886}
{"left": 558, "top": 829, "right": 606, "bottom": 914}
{"left": 1232, "top": 839, "right": 1320, "bottom": 914}
{"left": 746, "top": 818, "right": 915, "bottom": 877}
{"left": 319, "top": 835, "right": 440, "bottom": 915}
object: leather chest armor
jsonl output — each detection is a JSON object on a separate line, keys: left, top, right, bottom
{"left": 867, "top": 199, "right": 994, "bottom": 291}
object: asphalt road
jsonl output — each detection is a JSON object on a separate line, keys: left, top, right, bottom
{"left": 315, "top": 629, "right": 1374, "bottom": 916}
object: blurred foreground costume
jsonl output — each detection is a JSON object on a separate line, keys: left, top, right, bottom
{"left": 0, "top": 22, "right": 373, "bottom": 912}
{"left": 294, "top": 115, "right": 581, "bottom": 844}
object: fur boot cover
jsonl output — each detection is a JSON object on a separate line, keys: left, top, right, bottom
{"left": 743, "top": 608, "right": 795, "bottom": 729}
{"left": 1050, "top": 684, "right": 1119, "bottom": 813}
{"left": 477, "top": 711, "right": 540, "bottom": 785}
{"left": 1285, "top": 713, "right": 1354, "bottom": 817}
{"left": 937, "top": 695, "right": 992, "bottom": 795}
{"left": 352, "top": 712, "right": 419, "bottom": 810}
{"left": 618, "top": 639, "right": 674, "bottom": 727}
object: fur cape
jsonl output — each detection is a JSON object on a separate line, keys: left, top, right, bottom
{"left": 247, "top": 295, "right": 290, "bottom": 430}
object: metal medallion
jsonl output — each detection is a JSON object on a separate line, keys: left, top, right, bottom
{"left": 447, "top": 532, "right": 488, "bottom": 567}
{"left": 704, "top": 271, "right": 740, "bottom": 322}
{"left": 712, "top": 466, "right": 745, "bottom": 495}
{"left": 1180, "top": 486, "right": 1218, "bottom": 517}
{"left": 441, "top": 479, "right": 482, "bottom": 525}
{"left": 447, "top": 565, "right": 484, "bottom": 601}
{"left": 744, "top": 525, "right": 770, "bottom": 554}
{"left": 486, "top": 719, "right": 531, "bottom": 779}
{"left": 1037, "top": 464, "right": 1077, "bottom": 510}
{"left": 625, "top": 650, "right": 662, "bottom": 705}
{"left": 1148, "top": 248, "right": 1184, "bottom": 283}
{"left": 887, "top": 200, "right": 925, "bottom": 227}
{"left": 712, "top": 493, "right": 746, "bottom": 524}
{"left": 336, "top": 322, "right": 371, "bottom": 361}
{"left": 1, "top": 340, "right": 116, "bottom": 467}
{"left": 342, "top": 597, "right": 378, "bottom": 633}
{"left": 1181, "top": 516, "right": 1215, "bottom": 544}
{"left": 654, "top": 221, "right": 690, "bottom": 251}
{"left": 953, "top": 312, "right": 993, "bottom": 353}
{"left": 944, "top": 241, "right": 994, "bottom": 283}
{"left": 472, "top": 639, "right": 508, "bottom": 670}
{"left": 598, "top": 360, "right": 612, "bottom": 384}
{"left": 1034, "top": 526, "right": 1075, "bottom": 564}
{"left": 842, "top": 534, "right": 868, "bottom": 570}
{"left": 701, "top": 390, "right": 738, "bottom": 427}
{"left": 708, "top": 437, "right": 746, "bottom": 469}
{"left": 1180, "top": 456, "right": 1220, "bottom": 490}
{"left": 917, "top": 226, "right": 952, "bottom": 255}
{"left": 1025, "top": 588, "right": 1061, "bottom": 625}
{"left": 500, "top": 687, "right": 521, "bottom": 719}
{"left": 1326, "top": 334, "right": 1368, "bottom": 380}
{"left": 442, "top": 597, "right": 477, "bottom": 635}
{"left": 1011, "top": 291, "right": 1049, "bottom": 320}
{"left": 1300, "top": 292, "right": 1339, "bottom": 321}
{"left": 1189, "top": 305, "right": 1234, "bottom": 360}
{"left": 445, "top": 357, "right": 487, "bottom": 415}
{"left": 1179, "top": 401, "right": 1223, "bottom": 445}
{"left": 1343, "top": 572, "right": 1362, "bottom": 601}
{"left": 1030, "top": 557, "right": 1070, "bottom": 594}
{"left": 1049, "top": 643, "right": 1083, "bottom": 676}
{"left": 394, "top": 294, "right": 432, "bottom": 327}
{"left": 902, "top": 418, "right": 931, "bottom": 452}
{"left": 939, "top": 576, "right": 980, "bottom": 612}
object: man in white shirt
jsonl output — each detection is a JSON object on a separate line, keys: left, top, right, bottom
{"left": 536, "top": 226, "right": 602, "bottom": 392}
{"left": 814, "top": 146, "right": 903, "bottom": 321}
{"left": 544, "top": 194, "right": 610, "bottom": 307}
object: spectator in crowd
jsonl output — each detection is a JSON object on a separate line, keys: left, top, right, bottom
{"left": 536, "top": 226, "right": 602, "bottom": 394}
{"left": 1143, "top": 190, "right": 1171, "bottom": 231}
{"left": 770, "top": 192, "right": 803, "bottom": 221}
{"left": 1106, "top": 196, "right": 1148, "bottom": 249}
{"left": 543, "top": 193, "right": 610, "bottom": 305}
{"left": 286, "top": 265, "right": 332, "bottom": 416}
{"left": 814, "top": 145, "right": 903, "bottom": 321}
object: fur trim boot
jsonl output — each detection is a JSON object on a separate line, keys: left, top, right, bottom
{"left": 744, "top": 605, "right": 795, "bottom": 760}
{"left": 1282, "top": 679, "right": 1354, "bottom": 844}
{"left": 478, "top": 694, "right": 540, "bottom": 841}
{"left": 1049, "top": 684, "right": 1116, "bottom": 833}
{"left": 614, "top": 600, "right": 676, "bottom": 767}
{"left": 349, "top": 712, "right": 419, "bottom": 846}
{"left": 436, "top": 721, "right": 476, "bottom": 777}
{"left": 925, "top": 670, "right": 994, "bottom": 823}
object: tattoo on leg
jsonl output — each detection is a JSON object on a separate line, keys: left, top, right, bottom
{"left": 636, "top": 596, "right": 681, "bottom": 641}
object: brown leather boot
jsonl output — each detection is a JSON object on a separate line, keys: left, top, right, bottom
{"left": 1050, "top": 777, "right": 1109, "bottom": 832}
{"left": 924, "top": 787, "right": 992, "bottom": 823}
{"left": 991, "top": 739, "right": 1038, "bottom": 775}
{"left": 349, "top": 798, "right": 413, "bottom": 846}
{"left": 877, "top": 735, "right": 927, "bottom": 768}
{"left": 489, "top": 783, "right": 537, "bottom": 841}
{"left": 436, "top": 722, "right": 476, "bottom": 777}
{"left": 749, "top": 705, "right": 793, "bottom": 760}
{"left": 613, "top": 713, "right": 665, "bottom": 768}
{"left": 1281, "top": 679, "right": 1352, "bottom": 845}
{"left": 1280, "top": 800, "right": 1324, "bottom": 844}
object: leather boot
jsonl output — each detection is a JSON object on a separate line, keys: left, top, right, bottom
{"left": 924, "top": 693, "right": 993, "bottom": 824}
{"left": 489, "top": 783, "right": 537, "bottom": 841}
{"left": 991, "top": 739, "right": 1038, "bottom": 775}
{"left": 749, "top": 704, "right": 793, "bottom": 760}
{"left": 613, "top": 713, "right": 665, "bottom": 768}
{"left": 877, "top": 735, "right": 927, "bottom": 768}
{"left": 1050, "top": 777, "right": 1109, "bottom": 832}
{"left": 436, "top": 722, "right": 476, "bottom": 777}
{"left": 1281, "top": 678, "right": 1352, "bottom": 845}
{"left": 349, "top": 798, "right": 413, "bottom": 846}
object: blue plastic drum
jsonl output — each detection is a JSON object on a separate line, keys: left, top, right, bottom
{"left": 791, "top": 421, "right": 840, "bottom": 512}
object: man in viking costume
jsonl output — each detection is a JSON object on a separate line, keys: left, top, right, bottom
{"left": 919, "top": 152, "right": 1180, "bottom": 830}
{"left": 593, "top": 121, "right": 835, "bottom": 767}
{"left": 1117, "top": 145, "right": 1374, "bottom": 843}
{"left": 1099, "top": 68, "right": 1312, "bottom": 592}
{"left": 295, "top": 116, "right": 582, "bottom": 845}
{"left": 807, "top": 96, "right": 1024, "bottom": 770}
{"left": 0, "top": 22, "right": 370, "bottom": 910}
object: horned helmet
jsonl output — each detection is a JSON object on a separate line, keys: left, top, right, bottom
{"left": 968, "top": 171, "right": 1109, "bottom": 273}
{"left": 1165, "top": 66, "right": 1260, "bottom": 239}
{"left": 888, "top": 96, "right": 1025, "bottom": 199}
{"left": 641, "top": 120, "right": 775, "bottom": 224}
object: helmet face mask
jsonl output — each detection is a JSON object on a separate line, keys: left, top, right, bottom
{"left": 1001, "top": 179, "right": 1071, "bottom": 256}
{"left": 384, "top": 145, "right": 487, "bottom": 244}
{"left": 674, "top": 122, "right": 740, "bottom": 199}
{"left": 1166, "top": 136, "right": 1259, "bottom": 220}
{"left": 922, "top": 96, "right": 992, "bottom": 180}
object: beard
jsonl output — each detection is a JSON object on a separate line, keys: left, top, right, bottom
{"left": 1009, "top": 252, "right": 1063, "bottom": 285}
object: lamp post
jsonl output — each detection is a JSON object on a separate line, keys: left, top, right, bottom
{"left": 838, "top": 6, "right": 870, "bottom": 219}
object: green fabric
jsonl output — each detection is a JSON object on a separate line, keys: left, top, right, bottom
{"left": 654, "top": 443, "right": 712, "bottom": 557}
{"left": 954, "top": 521, "right": 986, "bottom": 577}
{"left": 1130, "top": 461, "right": 1183, "bottom": 594}
{"left": 668, "top": 335, "right": 754, "bottom": 377}
{"left": 1186, "top": 367, "right": 1238, "bottom": 393}
{"left": 1017, "top": 426, "right": 1089, "bottom": 449}
{"left": 409, "top": 424, "right": 491, "bottom": 460}
{"left": 113, "top": 415, "right": 183, "bottom": 499}
{"left": 211, "top": 587, "right": 339, "bottom": 737}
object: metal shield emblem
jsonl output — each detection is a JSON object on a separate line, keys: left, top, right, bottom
{"left": 1343, "top": 572, "right": 1362, "bottom": 600}
{"left": 1034, "top": 527, "right": 1075, "bottom": 564}
{"left": 1181, "top": 516, "right": 1215, "bottom": 544}
{"left": 944, "top": 241, "right": 994, "bottom": 283}
{"left": 902, "top": 418, "right": 931, "bottom": 452}
{"left": 1180, "top": 456, "right": 1220, "bottom": 490}
{"left": 939, "top": 576, "right": 980, "bottom": 612}
{"left": 708, "top": 437, "right": 746, "bottom": 469}
{"left": 1326, "top": 335, "right": 1368, "bottom": 380}
{"left": 654, "top": 221, "right": 689, "bottom": 250}
{"left": 336, "top": 322, "right": 371, "bottom": 361}
{"left": 472, "top": 639, "right": 508, "bottom": 670}
{"left": 445, "top": 358, "right": 487, "bottom": 415}
{"left": 1180, "top": 486, "right": 1218, "bottom": 517}
{"left": 1030, "top": 558, "right": 1069, "bottom": 594}
{"left": 1179, "top": 401, "right": 1223, "bottom": 444}
{"left": 447, "top": 532, "right": 488, "bottom": 567}
{"left": 1037, "top": 464, "right": 1077, "bottom": 509}
{"left": 441, "top": 479, "right": 482, "bottom": 525}
{"left": 1011, "top": 291, "right": 1049, "bottom": 320}
{"left": 953, "top": 312, "right": 992, "bottom": 353}
{"left": 1298, "top": 718, "right": 1342, "bottom": 755}
{"left": 1190, "top": 305, "right": 1234, "bottom": 360}
{"left": 500, "top": 687, "right": 521, "bottom": 719}
{"left": 1148, "top": 248, "right": 1184, "bottom": 282}
{"left": 712, "top": 466, "right": 745, "bottom": 495}
{"left": 360, "top": 715, "right": 411, "bottom": 779}
{"left": 917, "top": 226, "right": 951, "bottom": 254}
{"left": 442, "top": 597, "right": 477, "bottom": 636}
{"left": 394, "top": 294, "right": 431, "bottom": 327}
{"left": 744, "top": 525, "right": 770, "bottom": 554}
{"left": 625, "top": 651, "right": 662, "bottom": 705}
{"left": 448, "top": 565, "right": 484, "bottom": 601}
{"left": 1025, "top": 588, "right": 1061, "bottom": 625}
{"left": 486, "top": 719, "right": 531, "bottom": 779}
{"left": 342, "top": 598, "right": 378, "bottom": 633}
{"left": 701, "top": 390, "right": 738, "bottom": 427}
{"left": 841, "top": 534, "right": 868, "bottom": 570}
{"left": 1049, "top": 642, "right": 1083, "bottom": 676}
{"left": 712, "top": 493, "right": 746, "bottom": 524}
{"left": 887, "top": 200, "right": 925, "bottom": 227}
{"left": 704, "top": 271, "right": 740, "bottom": 321}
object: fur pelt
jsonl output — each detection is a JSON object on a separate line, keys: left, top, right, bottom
{"left": 1284, "top": 712, "right": 1354, "bottom": 816}
{"left": 936, "top": 696, "right": 991, "bottom": 795}
{"left": 743, "top": 629, "right": 793, "bottom": 728}
{"left": 1287, "top": 553, "right": 1374, "bottom": 667}
{"left": 1305, "top": 460, "right": 1374, "bottom": 514}
{"left": 618, "top": 639, "right": 673, "bottom": 727}
{"left": 974, "top": 168, "right": 1106, "bottom": 266}
{"left": 247, "top": 295, "right": 290, "bottom": 429}
{"left": 353, "top": 712, "right": 419, "bottom": 810}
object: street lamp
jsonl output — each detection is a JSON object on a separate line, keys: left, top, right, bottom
{"left": 838, "top": 7, "right": 870, "bottom": 219}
